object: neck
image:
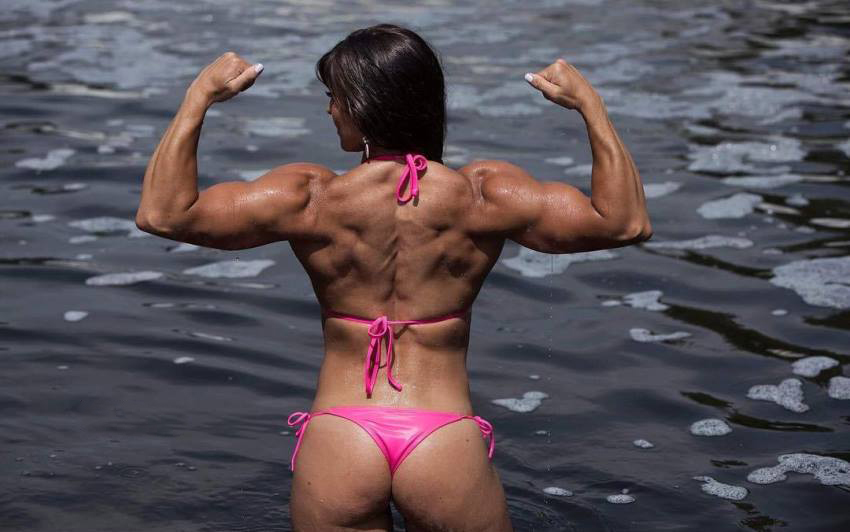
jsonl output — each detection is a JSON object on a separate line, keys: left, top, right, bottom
{"left": 361, "top": 145, "right": 409, "bottom": 163}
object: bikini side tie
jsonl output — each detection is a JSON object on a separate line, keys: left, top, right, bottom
{"left": 471, "top": 415, "right": 496, "bottom": 459}
{"left": 287, "top": 411, "right": 312, "bottom": 471}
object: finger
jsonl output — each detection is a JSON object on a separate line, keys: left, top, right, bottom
{"left": 228, "top": 62, "right": 264, "bottom": 93}
{"left": 524, "top": 71, "right": 559, "bottom": 97}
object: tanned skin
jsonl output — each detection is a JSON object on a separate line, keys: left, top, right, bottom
{"left": 137, "top": 53, "right": 651, "bottom": 532}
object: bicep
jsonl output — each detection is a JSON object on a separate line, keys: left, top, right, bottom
{"left": 169, "top": 164, "right": 324, "bottom": 250}
{"left": 465, "top": 160, "right": 609, "bottom": 254}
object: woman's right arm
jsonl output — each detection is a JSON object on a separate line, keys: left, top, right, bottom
{"left": 462, "top": 59, "right": 652, "bottom": 253}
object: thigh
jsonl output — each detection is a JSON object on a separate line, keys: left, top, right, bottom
{"left": 391, "top": 418, "right": 513, "bottom": 532}
{"left": 290, "top": 414, "right": 394, "bottom": 531}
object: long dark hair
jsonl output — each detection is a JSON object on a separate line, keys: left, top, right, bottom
{"left": 317, "top": 24, "right": 446, "bottom": 163}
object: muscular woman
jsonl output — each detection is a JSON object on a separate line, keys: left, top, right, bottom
{"left": 136, "top": 24, "right": 651, "bottom": 532}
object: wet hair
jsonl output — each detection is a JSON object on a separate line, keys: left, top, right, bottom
{"left": 317, "top": 24, "right": 446, "bottom": 163}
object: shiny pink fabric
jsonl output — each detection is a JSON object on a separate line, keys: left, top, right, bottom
{"left": 287, "top": 406, "right": 495, "bottom": 475}
{"left": 322, "top": 306, "right": 470, "bottom": 397}
{"left": 367, "top": 153, "right": 428, "bottom": 204}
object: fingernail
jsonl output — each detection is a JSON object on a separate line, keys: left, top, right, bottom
{"left": 254, "top": 63, "right": 264, "bottom": 74}
{"left": 524, "top": 73, "right": 534, "bottom": 83}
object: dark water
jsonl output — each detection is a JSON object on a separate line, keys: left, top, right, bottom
{"left": 2, "top": 0, "right": 849, "bottom": 530}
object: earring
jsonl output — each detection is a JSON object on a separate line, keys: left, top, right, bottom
{"left": 363, "top": 136, "right": 370, "bottom": 160}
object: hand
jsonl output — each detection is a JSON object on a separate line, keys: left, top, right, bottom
{"left": 525, "top": 59, "right": 600, "bottom": 112}
{"left": 187, "top": 52, "right": 264, "bottom": 105}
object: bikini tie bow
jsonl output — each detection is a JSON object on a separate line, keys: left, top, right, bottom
{"left": 364, "top": 315, "right": 403, "bottom": 397}
{"left": 472, "top": 415, "right": 495, "bottom": 459}
{"left": 287, "top": 411, "right": 312, "bottom": 471}
{"left": 395, "top": 154, "right": 428, "bottom": 204}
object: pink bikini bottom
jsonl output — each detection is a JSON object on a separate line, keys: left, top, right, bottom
{"left": 287, "top": 405, "right": 495, "bottom": 475}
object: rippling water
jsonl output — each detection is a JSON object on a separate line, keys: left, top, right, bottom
{"left": 2, "top": 1, "right": 849, "bottom": 530}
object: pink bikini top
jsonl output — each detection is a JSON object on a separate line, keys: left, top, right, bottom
{"left": 324, "top": 152, "right": 470, "bottom": 397}
{"left": 323, "top": 306, "right": 471, "bottom": 398}
{"left": 368, "top": 152, "right": 428, "bottom": 204}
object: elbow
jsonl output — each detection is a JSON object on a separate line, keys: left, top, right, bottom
{"left": 615, "top": 218, "right": 653, "bottom": 244}
{"left": 135, "top": 210, "right": 176, "bottom": 238}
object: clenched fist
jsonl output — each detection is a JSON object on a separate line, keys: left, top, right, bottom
{"left": 525, "top": 58, "right": 600, "bottom": 112}
{"left": 187, "top": 52, "right": 264, "bottom": 105}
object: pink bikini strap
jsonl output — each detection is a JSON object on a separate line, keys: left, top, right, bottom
{"left": 323, "top": 306, "right": 471, "bottom": 397}
{"left": 287, "top": 411, "right": 312, "bottom": 471}
{"left": 369, "top": 153, "right": 428, "bottom": 204}
{"left": 469, "top": 415, "right": 495, "bottom": 459}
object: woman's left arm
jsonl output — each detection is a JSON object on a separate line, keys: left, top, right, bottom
{"left": 136, "top": 52, "right": 333, "bottom": 250}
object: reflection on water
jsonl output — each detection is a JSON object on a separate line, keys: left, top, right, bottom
{"left": 1, "top": 0, "right": 848, "bottom": 530}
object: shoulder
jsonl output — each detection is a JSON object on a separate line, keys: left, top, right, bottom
{"left": 260, "top": 162, "right": 336, "bottom": 184}
{"left": 252, "top": 162, "right": 336, "bottom": 198}
{"left": 457, "top": 159, "right": 538, "bottom": 204}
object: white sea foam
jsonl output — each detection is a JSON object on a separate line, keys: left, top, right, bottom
{"left": 182, "top": 259, "right": 275, "bottom": 279}
{"left": 85, "top": 271, "right": 163, "bottom": 286}
{"left": 68, "top": 216, "right": 149, "bottom": 238}
{"left": 543, "top": 487, "right": 573, "bottom": 496}
{"left": 606, "top": 494, "right": 635, "bottom": 504}
{"left": 645, "top": 235, "right": 753, "bottom": 250}
{"left": 720, "top": 174, "right": 804, "bottom": 189}
{"left": 693, "top": 476, "right": 748, "bottom": 500}
{"left": 63, "top": 310, "right": 88, "bottom": 322}
{"left": 748, "top": 454, "right": 850, "bottom": 486}
{"left": 173, "top": 356, "right": 195, "bottom": 364}
{"left": 811, "top": 218, "right": 850, "bottom": 229}
{"left": 168, "top": 243, "right": 199, "bottom": 253}
{"left": 828, "top": 376, "right": 850, "bottom": 400}
{"left": 501, "top": 248, "right": 617, "bottom": 278}
{"left": 491, "top": 391, "right": 549, "bottom": 413}
{"left": 31, "top": 214, "right": 55, "bottom": 222}
{"left": 630, "top": 328, "right": 690, "bottom": 343}
{"left": 15, "top": 148, "right": 75, "bottom": 171}
{"left": 784, "top": 194, "right": 809, "bottom": 207}
{"left": 623, "top": 290, "right": 669, "bottom": 311}
{"left": 687, "top": 137, "right": 803, "bottom": 174}
{"left": 698, "top": 193, "right": 762, "bottom": 219}
{"left": 770, "top": 257, "right": 850, "bottom": 309}
{"left": 633, "top": 439, "right": 654, "bottom": 449}
{"left": 243, "top": 117, "right": 310, "bottom": 138}
{"left": 746, "top": 378, "right": 809, "bottom": 413}
{"left": 791, "top": 356, "right": 839, "bottom": 377}
{"left": 544, "top": 156, "right": 575, "bottom": 166}
{"left": 70, "top": 235, "right": 98, "bottom": 244}
{"left": 838, "top": 139, "right": 850, "bottom": 158}
{"left": 690, "top": 418, "right": 732, "bottom": 436}
{"left": 643, "top": 181, "right": 681, "bottom": 198}
{"left": 771, "top": 309, "right": 788, "bottom": 316}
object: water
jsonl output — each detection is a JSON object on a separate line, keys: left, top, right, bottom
{"left": 2, "top": 0, "right": 849, "bottom": 530}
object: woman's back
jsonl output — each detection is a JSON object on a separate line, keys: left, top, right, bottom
{"left": 290, "top": 158, "right": 505, "bottom": 410}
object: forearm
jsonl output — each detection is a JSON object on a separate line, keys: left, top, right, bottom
{"left": 137, "top": 91, "right": 210, "bottom": 225}
{"left": 580, "top": 95, "right": 650, "bottom": 234}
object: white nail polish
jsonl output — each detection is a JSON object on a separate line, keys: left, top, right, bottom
{"left": 254, "top": 63, "right": 264, "bottom": 74}
{"left": 524, "top": 73, "right": 534, "bottom": 83}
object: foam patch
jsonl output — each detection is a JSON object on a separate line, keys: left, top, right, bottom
{"left": 746, "top": 378, "right": 809, "bottom": 412}
{"left": 690, "top": 418, "right": 732, "bottom": 436}
{"left": 693, "top": 476, "right": 748, "bottom": 500}
{"left": 491, "top": 391, "right": 549, "bottom": 413}
{"left": 791, "top": 356, "right": 839, "bottom": 377}
{"left": 645, "top": 235, "right": 753, "bottom": 250}
{"left": 501, "top": 248, "right": 618, "bottom": 278}
{"left": 183, "top": 259, "right": 275, "bottom": 278}
{"left": 770, "top": 257, "right": 850, "bottom": 309}
{"left": 748, "top": 454, "right": 850, "bottom": 486}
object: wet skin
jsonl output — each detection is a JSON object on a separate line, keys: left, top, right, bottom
{"left": 136, "top": 53, "right": 651, "bottom": 531}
